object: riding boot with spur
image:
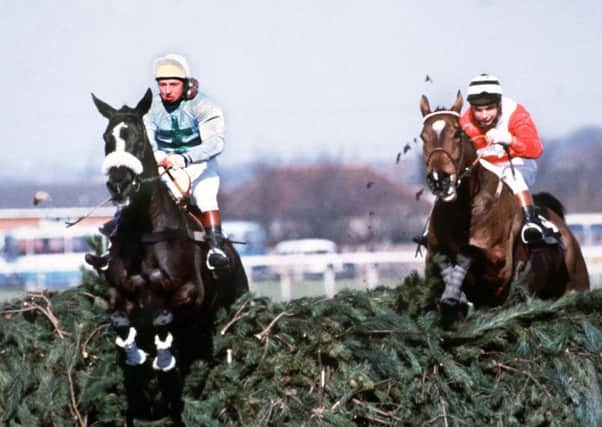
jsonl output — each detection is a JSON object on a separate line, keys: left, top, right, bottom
{"left": 190, "top": 207, "right": 230, "bottom": 270}
{"left": 84, "top": 210, "right": 120, "bottom": 270}
{"left": 516, "top": 191, "right": 558, "bottom": 245}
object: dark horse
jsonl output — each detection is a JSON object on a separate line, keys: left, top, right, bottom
{"left": 419, "top": 92, "right": 589, "bottom": 323}
{"left": 91, "top": 89, "right": 248, "bottom": 425}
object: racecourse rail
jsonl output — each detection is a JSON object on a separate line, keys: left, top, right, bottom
{"left": 241, "top": 246, "right": 602, "bottom": 301}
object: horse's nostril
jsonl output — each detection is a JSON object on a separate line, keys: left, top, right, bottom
{"left": 427, "top": 170, "right": 453, "bottom": 197}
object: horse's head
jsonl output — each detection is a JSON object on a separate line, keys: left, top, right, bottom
{"left": 92, "top": 89, "right": 153, "bottom": 206}
{"left": 419, "top": 91, "right": 475, "bottom": 202}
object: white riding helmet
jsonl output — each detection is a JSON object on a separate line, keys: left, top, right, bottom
{"left": 466, "top": 73, "right": 503, "bottom": 106}
{"left": 154, "top": 53, "right": 191, "bottom": 80}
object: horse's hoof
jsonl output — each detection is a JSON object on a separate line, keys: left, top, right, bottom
{"left": 111, "top": 311, "right": 130, "bottom": 328}
{"left": 440, "top": 298, "right": 468, "bottom": 327}
{"left": 153, "top": 310, "right": 173, "bottom": 327}
{"left": 130, "top": 274, "right": 146, "bottom": 289}
{"left": 85, "top": 253, "right": 109, "bottom": 270}
{"left": 149, "top": 269, "right": 163, "bottom": 284}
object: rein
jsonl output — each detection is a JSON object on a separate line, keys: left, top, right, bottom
{"left": 65, "top": 195, "right": 113, "bottom": 228}
{"left": 65, "top": 168, "right": 167, "bottom": 229}
{"left": 424, "top": 111, "right": 488, "bottom": 189}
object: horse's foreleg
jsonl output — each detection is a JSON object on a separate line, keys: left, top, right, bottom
{"left": 152, "top": 309, "right": 176, "bottom": 371}
{"left": 438, "top": 253, "right": 471, "bottom": 304}
{"left": 151, "top": 308, "right": 184, "bottom": 426}
{"left": 111, "top": 310, "right": 148, "bottom": 366}
{"left": 437, "top": 253, "right": 472, "bottom": 323}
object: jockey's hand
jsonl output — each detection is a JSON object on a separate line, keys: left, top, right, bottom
{"left": 486, "top": 128, "right": 513, "bottom": 146}
{"left": 153, "top": 150, "right": 167, "bottom": 163}
{"left": 159, "top": 154, "right": 187, "bottom": 170}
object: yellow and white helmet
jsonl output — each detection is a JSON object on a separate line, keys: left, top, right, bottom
{"left": 153, "top": 53, "right": 191, "bottom": 80}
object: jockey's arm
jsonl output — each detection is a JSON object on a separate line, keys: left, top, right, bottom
{"left": 143, "top": 113, "right": 157, "bottom": 149}
{"left": 508, "top": 107, "right": 543, "bottom": 159}
{"left": 181, "top": 114, "right": 225, "bottom": 164}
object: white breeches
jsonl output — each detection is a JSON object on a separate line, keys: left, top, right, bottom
{"left": 479, "top": 158, "right": 538, "bottom": 194}
{"left": 190, "top": 158, "right": 220, "bottom": 212}
{"left": 160, "top": 157, "right": 221, "bottom": 212}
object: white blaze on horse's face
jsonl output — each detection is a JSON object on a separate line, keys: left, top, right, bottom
{"left": 113, "top": 122, "right": 128, "bottom": 152}
{"left": 432, "top": 120, "right": 446, "bottom": 139}
{"left": 101, "top": 121, "right": 144, "bottom": 176}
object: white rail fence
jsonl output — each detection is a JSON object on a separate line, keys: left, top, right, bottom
{"left": 241, "top": 246, "right": 602, "bottom": 301}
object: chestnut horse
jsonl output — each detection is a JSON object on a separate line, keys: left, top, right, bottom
{"left": 91, "top": 89, "right": 248, "bottom": 425}
{"left": 419, "top": 92, "right": 589, "bottom": 323}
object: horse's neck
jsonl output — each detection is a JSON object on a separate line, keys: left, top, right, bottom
{"left": 147, "top": 181, "right": 187, "bottom": 232}
{"left": 466, "top": 165, "right": 514, "bottom": 225}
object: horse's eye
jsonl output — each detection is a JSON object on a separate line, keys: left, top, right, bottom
{"left": 454, "top": 130, "right": 463, "bottom": 139}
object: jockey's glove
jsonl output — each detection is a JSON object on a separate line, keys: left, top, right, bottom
{"left": 486, "top": 128, "right": 513, "bottom": 146}
{"left": 159, "top": 153, "right": 187, "bottom": 169}
{"left": 154, "top": 150, "right": 167, "bottom": 163}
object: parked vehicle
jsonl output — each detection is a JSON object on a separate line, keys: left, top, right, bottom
{"left": 273, "top": 238, "right": 355, "bottom": 279}
{"left": 0, "top": 224, "right": 99, "bottom": 290}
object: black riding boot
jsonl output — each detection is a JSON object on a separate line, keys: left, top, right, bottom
{"left": 521, "top": 205, "right": 557, "bottom": 245}
{"left": 205, "top": 226, "right": 230, "bottom": 270}
{"left": 413, "top": 214, "right": 431, "bottom": 247}
{"left": 85, "top": 212, "right": 120, "bottom": 270}
{"left": 412, "top": 231, "right": 428, "bottom": 247}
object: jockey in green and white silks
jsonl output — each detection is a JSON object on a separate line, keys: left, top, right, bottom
{"left": 144, "top": 53, "right": 229, "bottom": 270}
{"left": 85, "top": 53, "right": 230, "bottom": 271}
{"left": 144, "top": 84, "right": 224, "bottom": 214}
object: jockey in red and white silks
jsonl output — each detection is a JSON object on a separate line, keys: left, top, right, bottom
{"left": 460, "top": 73, "right": 557, "bottom": 244}
{"left": 460, "top": 95, "right": 542, "bottom": 195}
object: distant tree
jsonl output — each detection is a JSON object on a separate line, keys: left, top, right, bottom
{"left": 221, "top": 163, "right": 431, "bottom": 246}
{"left": 535, "top": 127, "right": 602, "bottom": 212}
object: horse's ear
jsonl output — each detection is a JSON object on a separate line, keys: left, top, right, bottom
{"left": 420, "top": 95, "right": 431, "bottom": 117}
{"left": 451, "top": 90, "right": 463, "bottom": 113}
{"left": 135, "top": 88, "right": 153, "bottom": 115}
{"left": 91, "top": 93, "right": 116, "bottom": 119}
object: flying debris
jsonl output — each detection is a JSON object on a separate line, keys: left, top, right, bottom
{"left": 413, "top": 137, "right": 418, "bottom": 144}
{"left": 425, "top": 74, "right": 433, "bottom": 83}
{"left": 415, "top": 188, "right": 424, "bottom": 201}
{"left": 33, "top": 191, "right": 51, "bottom": 206}
{"left": 395, "top": 152, "right": 401, "bottom": 164}
{"left": 366, "top": 181, "right": 374, "bottom": 189}
{"left": 403, "top": 143, "right": 411, "bottom": 154}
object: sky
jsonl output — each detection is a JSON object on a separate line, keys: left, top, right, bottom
{"left": 1, "top": 0, "right": 601, "bottom": 181}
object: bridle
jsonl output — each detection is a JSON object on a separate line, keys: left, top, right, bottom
{"left": 422, "top": 110, "right": 483, "bottom": 188}
{"left": 103, "top": 114, "right": 161, "bottom": 201}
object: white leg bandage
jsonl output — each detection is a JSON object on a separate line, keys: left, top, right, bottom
{"left": 153, "top": 333, "right": 176, "bottom": 371}
{"left": 115, "top": 327, "right": 147, "bottom": 366}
